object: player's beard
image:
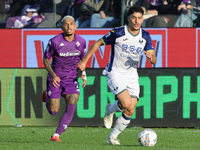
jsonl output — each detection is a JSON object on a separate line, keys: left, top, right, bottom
{"left": 133, "top": 27, "right": 140, "bottom": 31}
{"left": 64, "top": 28, "right": 74, "bottom": 36}
{"left": 130, "top": 25, "right": 140, "bottom": 32}
{"left": 133, "top": 23, "right": 141, "bottom": 31}
{"left": 64, "top": 31, "right": 73, "bottom": 36}
{"left": 129, "top": 22, "right": 141, "bottom": 31}
{"left": 66, "top": 33, "right": 73, "bottom": 36}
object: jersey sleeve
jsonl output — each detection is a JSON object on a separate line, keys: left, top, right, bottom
{"left": 101, "top": 29, "right": 116, "bottom": 45}
{"left": 144, "top": 32, "right": 154, "bottom": 52}
{"left": 44, "top": 39, "right": 55, "bottom": 59}
{"left": 80, "top": 39, "right": 86, "bottom": 59}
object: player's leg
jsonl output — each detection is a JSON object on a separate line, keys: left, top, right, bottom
{"left": 46, "top": 98, "right": 60, "bottom": 115}
{"left": 51, "top": 80, "right": 80, "bottom": 142}
{"left": 105, "top": 90, "right": 132, "bottom": 118}
{"left": 44, "top": 77, "right": 62, "bottom": 115}
{"left": 54, "top": 94, "right": 79, "bottom": 136}
{"left": 50, "top": 94, "right": 79, "bottom": 142}
{"left": 48, "top": 97, "right": 62, "bottom": 142}
{"left": 107, "top": 93, "right": 137, "bottom": 145}
{"left": 43, "top": 78, "right": 63, "bottom": 141}
{"left": 105, "top": 70, "right": 139, "bottom": 145}
{"left": 106, "top": 89, "right": 138, "bottom": 145}
{"left": 104, "top": 73, "right": 126, "bottom": 129}
{"left": 45, "top": 85, "right": 61, "bottom": 115}
{"left": 104, "top": 100, "right": 124, "bottom": 129}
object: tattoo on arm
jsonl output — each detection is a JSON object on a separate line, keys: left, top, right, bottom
{"left": 43, "top": 58, "right": 55, "bottom": 78}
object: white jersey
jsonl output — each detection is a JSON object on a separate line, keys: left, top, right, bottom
{"left": 102, "top": 25, "right": 154, "bottom": 73}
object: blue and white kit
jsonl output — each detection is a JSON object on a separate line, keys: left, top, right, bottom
{"left": 101, "top": 25, "right": 154, "bottom": 98}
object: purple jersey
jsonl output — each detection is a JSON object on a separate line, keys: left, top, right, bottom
{"left": 44, "top": 33, "right": 86, "bottom": 81}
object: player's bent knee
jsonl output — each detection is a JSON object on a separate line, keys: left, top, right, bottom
{"left": 121, "top": 101, "right": 132, "bottom": 110}
{"left": 128, "top": 108, "right": 135, "bottom": 115}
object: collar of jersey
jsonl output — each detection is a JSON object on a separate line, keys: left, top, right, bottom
{"left": 126, "top": 25, "right": 140, "bottom": 37}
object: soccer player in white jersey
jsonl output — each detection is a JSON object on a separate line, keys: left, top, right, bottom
{"left": 78, "top": 6, "right": 157, "bottom": 145}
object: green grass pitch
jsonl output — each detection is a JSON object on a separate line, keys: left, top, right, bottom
{"left": 0, "top": 126, "right": 199, "bottom": 150}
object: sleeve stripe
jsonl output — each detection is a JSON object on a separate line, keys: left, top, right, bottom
{"left": 146, "top": 50, "right": 154, "bottom": 52}
{"left": 101, "top": 38, "right": 106, "bottom": 45}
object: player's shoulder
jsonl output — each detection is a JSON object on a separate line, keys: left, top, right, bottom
{"left": 141, "top": 28, "right": 151, "bottom": 39}
{"left": 49, "top": 33, "right": 63, "bottom": 43}
{"left": 111, "top": 26, "right": 126, "bottom": 38}
{"left": 75, "top": 34, "right": 86, "bottom": 43}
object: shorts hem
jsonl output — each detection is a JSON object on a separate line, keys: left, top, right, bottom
{"left": 62, "top": 92, "right": 80, "bottom": 96}
{"left": 115, "top": 89, "right": 126, "bottom": 97}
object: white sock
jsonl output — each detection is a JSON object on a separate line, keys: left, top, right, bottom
{"left": 109, "top": 113, "right": 131, "bottom": 139}
{"left": 108, "top": 100, "right": 123, "bottom": 114}
{"left": 53, "top": 133, "right": 60, "bottom": 137}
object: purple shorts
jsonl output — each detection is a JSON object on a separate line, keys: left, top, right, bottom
{"left": 46, "top": 78, "right": 80, "bottom": 99}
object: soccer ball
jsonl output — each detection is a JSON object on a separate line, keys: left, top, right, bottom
{"left": 138, "top": 129, "right": 157, "bottom": 146}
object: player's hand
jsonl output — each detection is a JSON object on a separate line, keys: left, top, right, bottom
{"left": 52, "top": 75, "right": 60, "bottom": 88}
{"left": 78, "top": 60, "right": 86, "bottom": 71}
{"left": 81, "top": 75, "right": 87, "bottom": 88}
{"left": 144, "top": 51, "right": 157, "bottom": 64}
{"left": 144, "top": 51, "right": 153, "bottom": 61}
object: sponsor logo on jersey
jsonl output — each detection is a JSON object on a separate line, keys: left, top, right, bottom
{"left": 59, "top": 43, "right": 65, "bottom": 47}
{"left": 105, "top": 32, "right": 111, "bottom": 38}
{"left": 45, "top": 45, "right": 49, "bottom": 52}
{"left": 123, "top": 38, "right": 128, "bottom": 41}
{"left": 120, "top": 53, "right": 138, "bottom": 59}
{"left": 59, "top": 50, "right": 80, "bottom": 56}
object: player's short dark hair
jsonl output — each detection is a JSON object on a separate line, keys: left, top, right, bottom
{"left": 127, "top": 6, "right": 144, "bottom": 17}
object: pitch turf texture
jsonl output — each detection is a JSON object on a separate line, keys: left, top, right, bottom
{"left": 0, "top": 126, "right": 199, "bottom": 150}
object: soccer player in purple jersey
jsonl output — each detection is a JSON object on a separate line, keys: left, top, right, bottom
{"left": 42, "top": 15, "right": 87, "bottom": 142}
{"left": 78, "top": 6, "right": 157, "bottom": 145}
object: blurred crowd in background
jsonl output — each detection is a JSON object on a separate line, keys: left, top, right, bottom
{"left": 0, "top": 0, "right": 200, "bottom": 29}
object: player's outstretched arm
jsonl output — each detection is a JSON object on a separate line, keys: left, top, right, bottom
{"left": 78, "top": 39, "right": 104, "bottom": 71}
{"left": 144, "top": 51, "right": 157, "bottom": 64}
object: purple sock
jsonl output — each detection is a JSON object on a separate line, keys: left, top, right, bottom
{"left": 55, "top": 104, "right": 76, "bottom": 135}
